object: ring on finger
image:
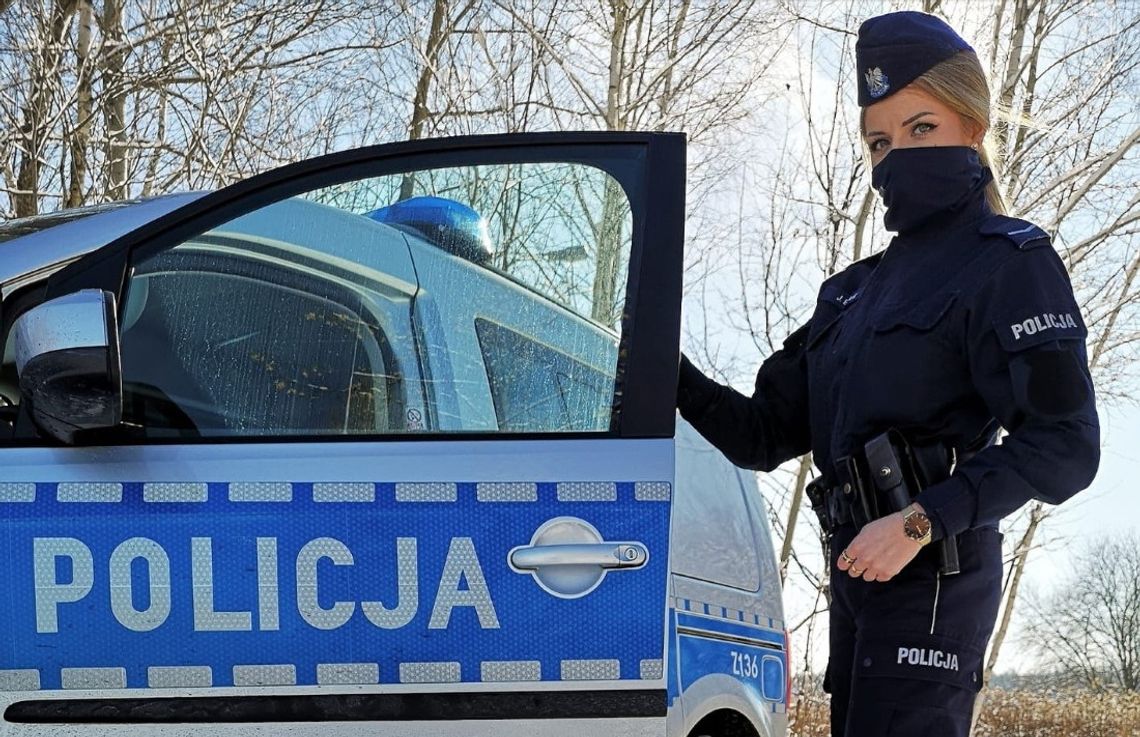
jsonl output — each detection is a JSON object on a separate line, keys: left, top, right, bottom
{"left": 840, "top": 550, "right": 856, "bottom": 565}
{"left": 850, "top": 566, "right": 865, "bottom": 577}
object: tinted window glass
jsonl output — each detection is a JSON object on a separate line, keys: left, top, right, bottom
{"left": 476, "top": 319, "right": 611, "bottom": 432}
{"left": 118, "top": 160, "right": 632, "bottom": 439}
{"left": 122, "top": 252, "right": 394, "bottom": 435}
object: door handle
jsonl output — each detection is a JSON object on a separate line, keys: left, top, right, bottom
{"left": 510, "top": 542, "right": 647, "bottom": 570}
{"left": 510, "top": 517, "right": 650, "bottom": 598}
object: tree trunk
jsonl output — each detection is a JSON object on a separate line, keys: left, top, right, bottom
{"left": 1003, "top": 0, "right": 1048, "bottom": 192}
{"left": 851, "top": 187, "right": 875, "bottom": 263}
{"left": 141, "top": 32, "right": 172, "bottom": 198}
{"left": 400, "top": 0, "right": 449, "bottom": 200}
{"left": 588, "top": 0, "right": 629, "bottom": 323}
{"left": 971, "top": 502, "right": 1045, "bottom": 734}
{"left": 14, "top": 0, "right": 78, "bottom": 216}
{"left": 66, "top": 0, "right": 94, "bottom": 208}
{"left": 993, "top": 0, "right": 1030, "bottom": 180}
{"left": 779, "top": 454, "right": 814, "bottom": 585}
{"left": 102, "top": 0, "right": 128, "bottom": 201}
{"left": 590, "top": 177, "right": 626, "bottom": 325}
{"left": 603, "top": 0, "right": 628, "bottom": 131}
{"left": 655, "top": 0, "right": 691, "bottom": 129}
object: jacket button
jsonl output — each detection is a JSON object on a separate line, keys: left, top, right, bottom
{"left": 842, "top": 483, "right": 852, "bottom": 495}
{"left": 879, "top": 466, "right": 892, "bottom": 477}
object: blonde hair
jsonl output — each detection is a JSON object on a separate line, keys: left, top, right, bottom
{"left": 862, "top": 50, "right": 1009, "bottom": 215}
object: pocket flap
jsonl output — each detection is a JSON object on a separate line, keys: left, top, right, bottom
{"left": 874, "top": 293, "right": 958, "bottom": 332}
{"left": 855, "top": 632, "right": 983, "bottom": 692}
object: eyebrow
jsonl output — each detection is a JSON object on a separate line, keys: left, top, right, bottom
{"left": 902, "top": 111, "right": 936, "bottom": 126}
{"left": 864, "top": 111, "right": 937, "bottom": 138}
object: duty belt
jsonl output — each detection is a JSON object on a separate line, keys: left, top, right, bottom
{"left": 805, "top": 430, "right": 979, "bottom": 576}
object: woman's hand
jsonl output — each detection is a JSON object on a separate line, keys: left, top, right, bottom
{"left": 836, "top": 507, "right": 925, "bottom": 582}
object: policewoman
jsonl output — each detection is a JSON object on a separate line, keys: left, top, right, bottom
{"left": 676, "top": 11, "right": 1099, "bottom": 736}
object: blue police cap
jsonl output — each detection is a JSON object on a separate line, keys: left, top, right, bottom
{"left": 855, "top": 11, "right": 973, "bottom": 107}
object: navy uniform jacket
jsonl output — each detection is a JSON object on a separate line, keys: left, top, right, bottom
{"left": 678, "top": 201, "right": 1100, "bottom": 541}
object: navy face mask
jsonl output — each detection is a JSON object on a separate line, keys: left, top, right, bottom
{"left": 870, "top": 146, "right": 989, "bottom": 233}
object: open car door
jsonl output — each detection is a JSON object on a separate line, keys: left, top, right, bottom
{"left": 0, "top": 133, "right": 685, "bottom": 736}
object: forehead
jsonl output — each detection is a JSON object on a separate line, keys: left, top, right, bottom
{"left": 863, "top": 86, "right": 955, "bottom": 129}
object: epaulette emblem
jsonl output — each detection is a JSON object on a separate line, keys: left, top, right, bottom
{"left": 979, "top": 216, "right": 1050, "bottom": 249}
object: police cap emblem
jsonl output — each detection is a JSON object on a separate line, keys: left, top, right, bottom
{"left": 865, "top": 67, "right": 890, "bottom": 98}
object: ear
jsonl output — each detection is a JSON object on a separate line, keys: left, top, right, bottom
{"left": 966, "top": 119, "right": 987, "bottom": 148}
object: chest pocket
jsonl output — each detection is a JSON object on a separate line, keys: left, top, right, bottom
{"left": 872, "top": 292, "right": 959, "bottom": 346}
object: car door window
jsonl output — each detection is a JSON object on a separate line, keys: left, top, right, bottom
{"left": 118, "top": 160, "right": 633, "bottom": 439}
{"left": 475, "top": 318, "right": 612, "bottom": 432}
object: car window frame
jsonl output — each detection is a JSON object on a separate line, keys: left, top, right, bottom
{"left": 8, "top": 132, "right": 685, "bottom": 444}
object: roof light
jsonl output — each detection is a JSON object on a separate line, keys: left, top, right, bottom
{"left": 366, "top": 196, "right": 494, "bottom": 266}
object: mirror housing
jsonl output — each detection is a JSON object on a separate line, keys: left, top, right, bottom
{"left": 13, "top": 289, "right": 123, "bottom": 444}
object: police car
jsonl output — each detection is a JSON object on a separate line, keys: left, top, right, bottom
{"left": 0, "top": 133, "right": 788, "bottom": 736}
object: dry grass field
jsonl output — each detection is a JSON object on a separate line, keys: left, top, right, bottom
{"left": 790, "top": 685, "right": 1140, "bottom": 736}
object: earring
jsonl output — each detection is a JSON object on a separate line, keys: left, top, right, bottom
{"left": 971, "top": 142, "right": 979, "bottom": 150}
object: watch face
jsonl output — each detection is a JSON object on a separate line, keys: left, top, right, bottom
{"left": 905, "top": 512, "right": 932, "bottom": 540}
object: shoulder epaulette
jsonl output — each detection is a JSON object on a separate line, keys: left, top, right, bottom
{"left": 978, "top": 215, "right": 1051, "bottom": 250}
{"left": 853, "top": 251, "right": 886, "bottom": 269}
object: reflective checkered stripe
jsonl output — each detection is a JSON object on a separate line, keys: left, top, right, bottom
{"left": 671, "top": 595, "right": 784, "bottom": 632}
{"left": 0, "top": 481, "right": 671, "bottom": 505}
{"left": 0, "top": 658, "right": 668, "bottom": 690}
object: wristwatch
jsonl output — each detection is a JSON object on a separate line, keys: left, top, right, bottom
{"left": 902, "top": 504, "right": 933, "bottom": 547}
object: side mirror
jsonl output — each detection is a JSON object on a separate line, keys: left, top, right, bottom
{"left": 12, "top": 289, "right": 123, "bottom": 444}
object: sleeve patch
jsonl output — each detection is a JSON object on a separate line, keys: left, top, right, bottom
{"left": 1010, "top": 349, "right": 1092, "bottom": 418}
{"left": 994, "top": 310, "right": 1087, "bottom": 352}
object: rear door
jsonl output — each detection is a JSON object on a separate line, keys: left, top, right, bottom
{"left": 0, "top": 133, "right": 685, "bottom": 735}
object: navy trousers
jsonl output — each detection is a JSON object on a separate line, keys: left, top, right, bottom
{"left": 823, "top": 524, "right": 1004, "bottom": 736}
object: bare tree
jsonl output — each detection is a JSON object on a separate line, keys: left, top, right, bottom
{"left": 0, "top": 0, "right": 395, "bottom": 216}
{"left": 474, "top": 0, "right": 788, "bottom": 321}
{"left": 1024, "top": 531, "right": 1140, "bottom": 692}
{"left": 10, "top": 0, "right": 79, "bottom": 217}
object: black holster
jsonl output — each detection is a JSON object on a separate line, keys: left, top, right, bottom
{"left": 863, "top": 429, "right": 960, "bottom": 576}
{"left": 806, "top": 477, "right": 833, "bottom": 536}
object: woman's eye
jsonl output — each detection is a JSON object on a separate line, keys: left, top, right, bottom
{"left": 913, "top": 122, "right": 936, "bottom": 136}
{"left": 869, "top": 138, "right": 889, "bottom": 152}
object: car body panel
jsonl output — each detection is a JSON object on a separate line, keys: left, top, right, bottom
{"left": 0, "top": 438, "right": 671, "bottom": 695}
{"left": 0, "top": 193, "right": 206, "bottom": 293}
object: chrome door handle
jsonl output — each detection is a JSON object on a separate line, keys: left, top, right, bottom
{"left": 510, "top": 517, "right": 650, "bottom": 598}
{"left": 510, "top": 543, "right": 647, "bottom": 570}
